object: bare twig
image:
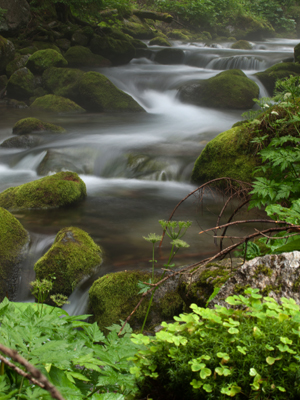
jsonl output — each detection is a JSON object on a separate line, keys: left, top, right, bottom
{"left": 0, "top": 355, "right": 44, "bottom": 388}
{"left": 0, "top": 344, "right": 65, "bottom": 400}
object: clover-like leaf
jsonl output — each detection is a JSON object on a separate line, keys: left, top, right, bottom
{"left": 200, "top": 368, "right": 211, "bottom": 379}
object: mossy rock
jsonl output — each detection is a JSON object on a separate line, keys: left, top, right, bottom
{"left": 0, "top": 75, "right": 7, "bottom": 91}
{"left": 89, "top": 34, "right": 136, "bottom": 65}
{"left": 0, "top": 208, "right": 29, "bottom": 301}
{"left": 0, "top": 35, "right": 15, "bottom": 74}
{"left": 30, "top": 94, "right": 85, "bottom": 113}
{"left": 71, "top": 31, "right": 89, "bottom": 47}
{"left": 191, "top": 125, "right": 259, "bottom": 183}
{"left": 167, "top": 30, "right": 190, "bottom": 41}
{"left": 55, "top": 38, "right": 71, "bottom": 52}
{"left": 122, "top": 21, "right": 155, "bottom": 39}
{"left": 233, "top": 14, "right": 274, "bottom": 40}
{"left": 12, "top": 117, "right": 65, "bottom": 135}
{"left": 18, "top": 46, "right": 38, "bottom": 55}
{"left": 0, "top": 171, "right": 86, "bottom": 210}
{"left": 149, "top": 37, "right": 171, "bottom": 47}
{"left": 295, "top": 42, "right": 300, "bottom": 63}
{"left": 6, "top": 67, "right": 35, "bottom": 100}
{"left": 1, "top": 135, "right": 41, "bottom": 149}
{"left": 35, "top": 227, "right": 102, "bottom": 298}
{"left": 231, "top": 40, "right": 252, "bottom": 50}
{"left": 32, "top": 42, "right": 61, "bottom": 54}
{"left": 6, "top": 55, "right": 30, "bottom": 77}
{"left": 89, "top": 271, "right": 184, "bottom": 333}
{"left": 26, "top": 49, "right": 68, "bottom": 75}
{"left": 64, "top": 46, "right": 111, "bottom": 68}
{"left": 178, "top": 69, "right": 259, "bottom": 109}
{"left": 72, "top": 71, "right": 144, "bottom": 112}
{"left": 154, "top": 48, "right": 185, "bottom": 65}
{"left": 255, "top": 62, "right": 300, "bottom": 95}
{"left": 131, "top": 39, "right": 148, "bottom": 49}
{"left": 42, "top": 67, "right": 84, "bottom": 98}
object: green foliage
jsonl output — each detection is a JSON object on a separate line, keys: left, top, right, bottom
{"left": 0, "top": 298, "right": 141, "bottom": 399}
{"left": 131, "top": 288, "right": 300, "bottom": 399}
{"left": 0, "top": 7, "right": 7, "bottom": 22}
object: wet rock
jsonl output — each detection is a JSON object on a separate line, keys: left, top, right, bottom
{"left": 6, "top": 54, "right": 30, "bottom": 77}
{"left": 42, "top": 67, "right": 84, "bottom": 98}
{"left": 149, "top": 37, "right": 171, "bottom": 47}
{"left": 35, "top": 227, "right": 102, "bottom": 298}
{"left": 231, "top": 40, "right": 252, "bottom": 50}
{"left": 0, "top": 134, "right": 41, "bottom": 148}
{"left": 154, "top": 48, "right": 185, "bottom": 64}
{"left": 6, "top": 67, "right": 35, "bottom": 100}
{"left": 178, "top": 69, "right": 259, "bottom": 109}
{"left": 0, "top": 171, "right": 87, "bottom": 210}
{"left": 26, "top": 49, "right": 68, "bottom": 75}
{"left": 30, "top": 94, "right": 85, "bottom": 113}
{"left": 37, "top": 149, "right": 90, "bottom": 175}
{"left": 12, "top": 117, "right": 65, "bottom": 135}
{"left": 0, "top": 0, "right": 31, "bottom": 35}
{"left": 0, "top": 207, "right": 29, "bottom": 301}
{"left": 209, "top": 252, "right": 300, "bottom": 308}
{"left": 64, "top": 46, "right": 111, "bottom": 68}
{"left": 89, "top": 34, "right": 136, "bottom": 65}
{"left": 0, "top": 35, "right": 15, "bottom": 74}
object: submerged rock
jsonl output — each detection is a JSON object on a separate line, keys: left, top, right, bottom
{"left": 13, "top": 117, "right": 66, "bottom": 135}
{"left": 0, "top": 171, "right": 86, "bottom": 210}
{"left": 0, "top": 207, "right": 29, "bottom": 301}
{"left": 6, "top": 67, "right": 35, "bottom": 100}
{"left": 64, "top": 46, "right": 111, "bottom": 68}
{"left": 30, "top": 94, "right": 85, "bottom": 113}
{"left": 35, "top": 227, "right": 102, "bottom": 298}
{"left": 209, "top": 252, "right": 300, "bottom": 308}
{"left": 26, "top": 49, "right": 68, "bottom": 74}
{"left": 89, "top": 270, "right": 184, "bottom": 333}
{"left": 178, "top": 69, "right": 259, "bottom": 109}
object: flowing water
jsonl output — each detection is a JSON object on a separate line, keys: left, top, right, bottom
{"left": 0, "top": 37, "right": 297, "bottom": 310}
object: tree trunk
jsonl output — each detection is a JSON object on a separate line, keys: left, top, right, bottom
{"left": 55, "top": 2, "right": 72, "bottom": 23}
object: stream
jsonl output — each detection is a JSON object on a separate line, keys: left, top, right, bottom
{"left": 0, "top": 37, "right": 297, "bottom": 312}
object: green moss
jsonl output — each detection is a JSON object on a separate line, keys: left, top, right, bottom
{"left": 149, "top": 37, "right": 171, "bottom": 47}
{"left": 168, "top": 30, "right": 190, "bottom": 41}
{"left": 231, "top": 40, "right": 252, "bottom": 50}
{"left": 30, "top": 94, "right": 85, "bottom": 113}
{"left": 0, "top": 35, "right": 15, "bottom": 74}
{"left": 42, "top": 67, "right": 84, "bottom": 98}
{"left": 74, "top": 71, "right": 144, "bottom": 112}
{"left": 233, "top": 284, "right": 251, "bottom": 294}
{"left": 64, "top": 46, "right": 111, "bottom": 68}
{"left": 26, "top": 49, "right": 68, "bottom": 75}
{"left": 18, "top": 46, "right": 38, "bottom": 55}
{"left": 159, "top": 290, "right": 184, "bottom": 320}
{"left": 255, "top": 63, "right": 300, "bottom": 95}
{"left": 35, "top": 227, "right": 102, "bottom": 297}
{"left": 32, "top": 42, "right": 61, "bottom": 54}
{"left": 122, "top": 21, "right": 154, "bottom": 39}
{"left": 0, "top": 171, "right": 86, "bottom": 210}
{"left": 253, "top": 264, "right": 273, "bottom": 279}
{"left": 293, "top": 275, "right": 300, "bottom": 292}
{"left": 6, "top": 55, "right": 30, "bottom": 77}
{"left": 7, "top": 67, "right": 35, "bottom": 100}
{"left": 261, "top": 284, "right": 282, "bottom": 296}
{"left": 191, "top": 125, "right": 258, "bottom": 183}
{"left": 89, "top": 34, "right": 136, "bottom": 65}
{"left": 13, "top": 117, "right": 65, "bottom": 135}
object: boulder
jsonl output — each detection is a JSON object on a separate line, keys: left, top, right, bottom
{"left": 131, "top": 39, "right": 148, "bottom": 49}
{"left": 149, "top": 37, "right": 171, "bottom": 47}
{"left": 55, "top": 38, "right": 71, "bottom": 52}
{"left": 122, "top": 20, "right": 155, "bottom": 39}
{"left": 0, "top": 135, "right": 41, "bottom": 148}
{"left": 191, "top": 124, "right": 258, "bottom": 184}
{"left": 178, "top": 69, "right": 259, "bottom": 109}
{"left": 6, "top": 67, "right": 35, "bottom": 100}
{"left": 168, "top": 30, "right": 190, "bottom": 41}
{"left": 295, "top": 42, "right": 300, "bottom": 63}
{"left": 42, "top": 67, "right": 84, "bottom": 98}
{"left": 154, "top": 48, "right": 185, "bottom": 64}
{"left": 0, "top": 74, "right": 7, "bottom": 91}
{"left": 12, "top": 117, "right": 65, "bottom": 135}
{"left": 18, "top": 46, "right": 38, "bottom": 55}
{"left": 209, "top": 252, "right": 300, "bottom": 309}
{"left": 231, "top": 40, "right": 252, "bottom": 50}
{"left": 0, "top": 171, "right": 86, "bottom": 210}
{"left": 32, "top": 42, "right": 61, "bottom": 53}
{"left": 71, "top": 31, "right": 89, "bottom": 47}
{"left": 64, "top": 46, "right": 111, "bottom": 68}
{"left": 233, "top": 14, "right": 274, "bottom": 41}
{"left": 37, "top": 150, "right": 88, "bottom": 175}
{"left": 34, "top": 227, "right": 102, "bottom": 298}
{"left": 89, "top": 34, "right": 136, "bottom": 65}
{"left": 0, "top": 35, "right": 15, "bottom": 74}
{"left": 26, "top": 49, "right": 68, "bottom": 75}
{"left": 89, "top": 270, "right": 184, "bottom": 333}
{"left": 30, "top": 94, "right": 85, "bottom": 113}
{"left": 71, "top": 71, "right": 144, "bottom": 112}
{"left": 6, "top": 54, "right": 30, "bottom": 77}
{"left": 0, "top": 0, "right": 31, "bottom": 34}
{"left": 255, "top": 62, "right": 300, "bottom": 95}
{"left": 0, "top": 207, "right": 29, "bottom": 301}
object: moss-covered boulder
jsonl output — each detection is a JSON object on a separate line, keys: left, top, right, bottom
{"left": 233, "top": 14, "right": 274, "bottom": 40}
{"left": 30, "top": 94, "right": 85, "bottom": 113}
{"left": 89, "top": 271, "right": 184, "bottom": 333}
{"left": 0, "top": 135, "right": 41, "bottom": 149}
{"left": 255, "top": 62, "right": 300, "bottom": 95}
{"left": 122, "top": 20, "right": 155, "bottom": 39}
{"left": 89, "top": 34, "right": 136, "bottom": 65}
{"left": 55, "top": 38, "right": 71, "bottom": 52}
{"left": 35, "top": 227, "right": 102, "bottom": 298}
{"left": 71, "top": 71, "right": 144, "bottom": 112}
{"left": 0, "top": 171, "right": 86, "bottom": 210}
{"left": 12, "top": 117, "right": 65, "bottom": 135}
{"left": 231, "top": 40, "right": 252, "bottom": 50}
{"left": 26, "top": 49, "right": 68, "bottom": 75}
{"left": 294, "top": 42, "right": 300, "bottom": 63}
{"left": 6, "top": 55, "right": 30, "bottom": 77}
{"left": 0, "top": 36, "right": 15, "bottom": 74}
{"left": 32, "top": 42, "right": 61, "bottom": 53}
{"left": 18, "top": 46, "right": 38, "bottom": 55}
{"left": 191, "top": 124, "right": 258, "bottom": 183}
{"left": 0, "top": 74, "right": 7, "bottom": 92}
{"left": 64, "top": 46, "right": 111, "bottom": 68}
{"left": 6, "top": 67, "right": 35, "bottom": 100}
{"left": 71, "top": 31, "right": 89, "bottom": 47}
{"left": 168, "top": 30, "right": 190, "bottom": 41}
{"left": 42, "top": 67, "right": 84, "bottom": 98}
{"left": 0, "top": 208, "right": 29, "bottom": 301}
{"left": 178, "top": 69, "right": 259, "bottom": 109}
{"left": 149, "top": 37, "right": 171, "bottom": 47}
{"left": 154, "top": 48, "right": 185, "bottom": 64}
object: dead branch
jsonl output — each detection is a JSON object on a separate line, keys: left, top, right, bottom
{"left": 0, "top": 344, "right": 65, "bottom": 400}
{"left": 254, "top": 228, "right": 300, "bottom": 240}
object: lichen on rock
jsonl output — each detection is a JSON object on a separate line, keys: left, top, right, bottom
{"left": 34, "top": 227, "right": 102, "bottom": 298}
{"left": 0, "top": 171, "right": 87, "bottom": 210}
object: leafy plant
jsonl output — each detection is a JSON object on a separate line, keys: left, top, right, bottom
{"left": 131, "top": 288, "right": 300, "bottom": 400}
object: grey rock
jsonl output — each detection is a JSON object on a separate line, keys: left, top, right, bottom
{"left": 0, "top": 0, "right": 31, "bottom": 34}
